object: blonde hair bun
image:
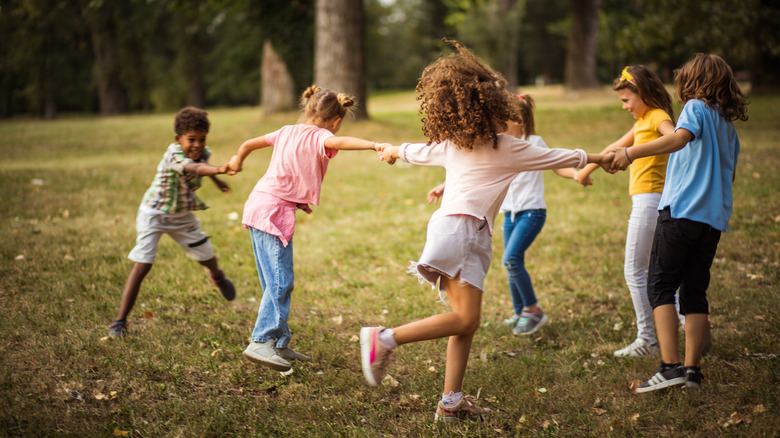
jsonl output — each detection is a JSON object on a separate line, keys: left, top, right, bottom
{"left": 337, "top": 93, "right": 355, "bottom": 108}
{"left": 303, "top": 85, "right": 322, "bottom": 100}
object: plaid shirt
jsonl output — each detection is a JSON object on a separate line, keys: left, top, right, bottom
{"left": 141, "top": 143, "right": 211, "bottom": 213}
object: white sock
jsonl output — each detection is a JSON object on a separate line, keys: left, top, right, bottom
{"left": 441, "top": 391, "right": 462, "bottom": 407}
{"left": 379, "top": 328, "right": 398, "bottom": 349}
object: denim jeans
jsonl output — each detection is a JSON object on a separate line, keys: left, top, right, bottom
{"left": 249, "top": 227, "right": 294, "bottom": 347}
{"left": 502, "top": 209, "right": 546, "bottom": 314}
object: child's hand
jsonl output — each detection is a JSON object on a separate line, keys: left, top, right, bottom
{"left": 610, "top": 148, "right": 630, "bottom": 171}
{"left": 373, "top": 142, "right": 389, "bottom": 153}
{"left": 226, "top": 155, "right": 242, "bottom": 175}
{"left": 213, "top": 176, "right": 231, "bottom": 194}
{"left": 427, "top": 184, "right": 445, "bottom": 204}
{"left": 574, "top": 171, "right": 594, "bottom": 187}
{"left": 381, "top": 146, "right": 399, "bottom": 165}
{"left": 601, "top": 152, "right": 618, "bottom": 173}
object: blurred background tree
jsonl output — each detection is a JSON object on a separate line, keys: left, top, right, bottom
{"left": 0, "top": 0, "right": 777, "bottom": 118}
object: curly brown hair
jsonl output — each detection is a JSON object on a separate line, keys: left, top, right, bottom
{"left": 613, "top": 65, "right": 675, "bottom": 123}
{"left": 416, "top": 39, "right": 517, "bottom": 150}
{"left": 174, "top": 106, "right": 210, "bottom": 135}
{"left": 300, "top": 85, "right": 355, "bottom": 122}
{"left": 674, "top": 53, "right": 748, "bottom": 122}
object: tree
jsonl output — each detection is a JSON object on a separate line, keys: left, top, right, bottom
{"left": 314, "top": 0, "right": 368, "bottom": 119}
{"left": 564, "top": 0, "right": 600, "bottom": 90}
{"left": 261, "top": 41, "right": 295, "bottom": 114}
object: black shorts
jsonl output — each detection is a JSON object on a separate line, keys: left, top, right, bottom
{"left": 647, "top": 208, "right": 721, "bottom": 315}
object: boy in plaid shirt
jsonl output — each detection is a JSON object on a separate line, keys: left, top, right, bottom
{"left": 109, "top": 107, "right": 235, "bottom": 337}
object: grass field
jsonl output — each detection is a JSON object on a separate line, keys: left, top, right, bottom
{"left": 1, "top": 87, "right": 778, "bottom": 436}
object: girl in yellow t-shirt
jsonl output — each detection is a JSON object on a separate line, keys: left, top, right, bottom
{"left": 576, "top": 65, "right": 682, "bottom": 357}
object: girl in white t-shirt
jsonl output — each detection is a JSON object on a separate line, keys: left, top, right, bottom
{"left": 358, "top": 40, "right": 613, "bottom": 422}
{"left": 427, "top": 94, "right": 590, "bottom": 336}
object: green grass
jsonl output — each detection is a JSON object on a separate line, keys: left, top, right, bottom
{"left": 1, "top": 87, "right": 778, "bottom": 437}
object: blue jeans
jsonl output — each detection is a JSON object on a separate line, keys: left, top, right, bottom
{"left": 502, "top": 210, "right": 546, "bottom": 314}
{"left": 249, "top": 227, "right": 294, "bottom": 347}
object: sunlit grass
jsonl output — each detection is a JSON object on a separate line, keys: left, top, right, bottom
{"left": 0, "top": 88, "right": 778, "bottom": 436}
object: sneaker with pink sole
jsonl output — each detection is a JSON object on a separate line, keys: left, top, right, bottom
{"left": 360, "top": 326, "right": 394, "bottom": 386}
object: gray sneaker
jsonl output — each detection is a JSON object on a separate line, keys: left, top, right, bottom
{"left": 243, "top": 341, "right": 292, "bottom": 371}
{"left": 512, "top": 309, "right": 548, "bottom": 335}
{"left": 275, "top": 346, "right": 311, "bottom": 362}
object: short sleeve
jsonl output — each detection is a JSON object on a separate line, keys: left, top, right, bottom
{"left": 167, "top": 145, "right": 193, "bottom": 173}
{"left": 676, "top": 100, "right": 703, "bottom": 140}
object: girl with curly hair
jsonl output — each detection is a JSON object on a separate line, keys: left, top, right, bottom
{"left": 359, "top": 40, "right": 613, "bottom": 422}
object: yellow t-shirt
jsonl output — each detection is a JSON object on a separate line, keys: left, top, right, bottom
{"left": 629, "top": 108, "right": 670, "bottom": 195}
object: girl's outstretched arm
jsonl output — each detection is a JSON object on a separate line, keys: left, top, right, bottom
{"left": 574, "top": 128, "right": 634, "bottom": 186}
{"left": 324, "top": 136, "right": 388, "bottom": 152}
{"left": 228, "top": 136, "right": 271, "bottom": 174}
{"left": 612, "top": 128, "right": 692, "bottom": 170}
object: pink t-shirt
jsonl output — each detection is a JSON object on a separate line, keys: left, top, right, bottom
{"left": 242, "top": 124, "right": 337, "bottom": 245}
{"left": 400, "top": 134, "right": 588, "bottom": 234}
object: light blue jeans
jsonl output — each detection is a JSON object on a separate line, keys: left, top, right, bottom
{"left": 249, "top": 227, "right": 294, "bottom": 348}
{"left": 503, "top": 209, "right": 546, "bottom": 314}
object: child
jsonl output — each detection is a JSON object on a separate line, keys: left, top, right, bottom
{"left": 428, "top": 94, "right": 591, "bottom": 336}
{"left": 575, "top": 65, "right": 684, "bottom": 357}
{"left": 109, "top": 106, "right": 235, "bottom": 337}
{"left": 227, "top": 86, "right": 388, "bottom": 372}
{"left": 610, "top": 54, "right": 748, "bottom": 392}
{"left": 359, "top": 40, "right": 613, "bottom": 421}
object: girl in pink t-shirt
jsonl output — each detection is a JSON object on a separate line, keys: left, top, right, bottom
{"left": 358, "top": 40, "right": 613, "bottom": 422}
{"left": 227, "top": 86, "right": 388, "bottom": 372}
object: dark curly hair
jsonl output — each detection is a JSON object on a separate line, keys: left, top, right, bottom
{"left": 674, "top": 53, "right": 748, "bottom": 122}
{"left": 416, "top": 39, "right": 517, "bottom": 150}
{"left": 174, "top": 106, "right": 210, "bottom": 135}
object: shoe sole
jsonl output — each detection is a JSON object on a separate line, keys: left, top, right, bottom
{"left": 242, "top": 350, "right": 292, "bottom": 372}
{"left": 360, "top": 327, "right": 379, "bottom": 386}
{"left": 634, "top": 376, "right": 685, "bottom": 393}
{"left": 513, "top": 314, "right": 549, "bottom": 336}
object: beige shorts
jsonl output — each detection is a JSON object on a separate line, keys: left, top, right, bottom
{"left": 411, "top": 214, "right": 492, "bottom": 292}
{"left": 128, "top": 207, "right": 214, "bottom": 264}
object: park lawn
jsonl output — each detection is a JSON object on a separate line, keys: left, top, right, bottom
{"left": 0, "top": 88, "right": 778, "bottom": 436}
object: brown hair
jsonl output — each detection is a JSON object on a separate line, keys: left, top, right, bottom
{"left": 174, "top": 106, "right": 210, "bottom": 135}
{"left": 512, "top": 94, "right": 536, "bottom": 138}
{"left": 416, "top": 39, "right": 517, "bottom": 150}
{"left": 613, "top": 65, "right": 675, "bottom": 123}
{"left": 300, "top": 85, "right": 355, "bottom": 122}
{"left": 674, "top": 53, "right": 748, "bottom": 122}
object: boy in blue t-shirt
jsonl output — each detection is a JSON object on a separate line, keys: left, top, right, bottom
{"left": 108, "top": 107, "right": 236, "bottom": 337}
{"left": 611, "top": 53, "right": 748, "bottom": 392}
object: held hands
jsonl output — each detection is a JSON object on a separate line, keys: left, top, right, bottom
{"left": 226, "top": 155, "right": 242, "bottom": 175}
{"left": 610, "top": 147, "right": 631, "bottom": 171}
{"left": 426, "top": 183, "right": 445, "bottom": 204}
{"left": 600, "top": 152, "right": 618, "bottom": 174}
{"left": 380, "top": 145, "right": 400, "bottom": 165}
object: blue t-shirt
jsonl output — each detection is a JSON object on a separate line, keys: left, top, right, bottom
{"left": 658, "top": 99, "right": 740, "bottom": 232}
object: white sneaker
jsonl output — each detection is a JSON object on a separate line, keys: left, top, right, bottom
{"left": 243, "top": 341, "right": 292, "bottom": 371}
{"left": 614, "top": 338, "right": 659, "bottom": 358}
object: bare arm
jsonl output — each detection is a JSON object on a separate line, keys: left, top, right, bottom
{"left": 612, "top": 128, "right": 693, "bottom": 170}
{"left": 574, "top": 128, "right": 634, "bottom": 185}
{"left": 227, "top": 136, "right": 271, "bottom": 174}
{"left": 184, "top": 161, "right": 228, "bottom": 177}
{"left": 324, "top": 136, "right": 386, "bottom": 151}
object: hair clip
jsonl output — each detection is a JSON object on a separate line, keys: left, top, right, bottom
{"left": 621, "top": 67, "right": 636, "bottom": 85}
{"left": 517, "top": 94, "right": 524, "bottom": 99}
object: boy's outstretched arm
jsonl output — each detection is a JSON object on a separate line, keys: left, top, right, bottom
{"left": 210, "top": 175, "right": 231, "bottom": 194}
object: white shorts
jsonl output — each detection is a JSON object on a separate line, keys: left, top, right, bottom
{"left": 128, "top": 206, "right": 214, "bottom": 264}
{"left": 412, "top": 214, "right": 492, "bottom": 292}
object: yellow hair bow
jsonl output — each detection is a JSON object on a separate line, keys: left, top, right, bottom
{"left": 621, "top": 67, "right": 636, "bottom": 85}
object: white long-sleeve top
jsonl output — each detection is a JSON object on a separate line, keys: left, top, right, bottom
{"left": 400, "top": 134, "right": 587, "bottom": 234}
{"left": 499, "top": 134, "right": 549, "bottom": 214}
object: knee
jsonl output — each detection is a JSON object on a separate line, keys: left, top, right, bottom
{"left": 453, "top": 312, "right": 481, "bottom": 335}
{"left": 503, "top": 253, "right": 525, "bottom": 271}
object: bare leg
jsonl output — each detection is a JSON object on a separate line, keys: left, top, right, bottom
{"left": 392, "top": 275, "right": 482, "bottom": 394}
{"left": 653, "top": 304, "right": 680, "bottom": 363}
{"left": 115, "top": 262, "right": 152, "bottom": 321}
{"left": 683, "top": 313, "right": 708, "bottom": 367}
{"left": 198, "top": 257, "right": 222, "bottom": 278}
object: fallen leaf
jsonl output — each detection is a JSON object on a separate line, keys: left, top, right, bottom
{"left": 332, "top": 315, "right": 343, "bottom": 325}
{"left": 227, "top": 211, "right": 239, "bottom": 221}
{"left": 630, "top": 413, "right": 640, "bottom": 423}
{"left": 752, "top": 172, "right": 760, "bottom": 179}
{"left": 537, "top": 387, "right": 547, "bottom": 393}
{"left": 94, "top": 392, "right": 107, "bottom": 400}
{"left": 629, "top": 380, "right": 642, "bottom": 394}
{"left": 211, "top": 349, "right": 222, "bottom": 357}
{"left": 349, "top": 335, "right": 359, "bottom": 342}
{"left": 143, "top": 311, "right": 155, "bottom": 319}
{"left": 593, "top": 408, "right": 606, "bottom": 416}
{"left": 541, "top": 420, "right": 551, "bottom": 429}
{"left": 109, "top": 391, "right": 118, "bottom": 400}
{"left": 428, "top": 366, "right": 437, "bottom": 374}
{"left": 62, "top": 209, "right": 70, "bottom": 218}
{"left": 99, "top": 336, "right": 110, "bottom": 342}
{"left": 31, "top": 178, "right": 44, "bottom": 186}
{"left": 280, "top": 368, "right": 294, "bottom": 377}
{"left": 382, "top": 374, "right": 399, "bottom": 387}
{"left": 480, "top": 351, "right": 488, "bottom": 362}
{"left": 612, "top": 322, "right": 623, "bottom": 331}
{"left": 753, "top": 404, "right": 766, "bottom": 414}
{"left": 113, "top": 427, "right": 130, "bottom": 436}
{"left": 64, "top": 255, "right": 75, "bottom": 261}
{"left": 729, "top": 412, "right": 744, "bottom": 424}
{"left": 15, "top": 255, "right": 24, "bottom": 260}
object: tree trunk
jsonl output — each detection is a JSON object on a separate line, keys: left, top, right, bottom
{"left": 564, "top": 0, "right": 600, "bottom": 90}
{"left": 500, "top": 0, "right": 519, "bottom": 90}
{"left": 314, "top": 0, "right": 367, "bottom": 120}
{"left": 87, "top": 4, "right": 127, "bottom": 115}
{"left": 261, "top": 40, "right": 295, "bottom": 115}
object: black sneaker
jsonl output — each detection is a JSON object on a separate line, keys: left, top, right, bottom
{"left": 210, "top": 269, "right": 236, "bottom": 301}
{"left": 635, "top": 363, "right": 685, "bottom": 393}
{"left": 108, "top": 320, "right": 127, "bottom": 338}
{"left": 685, "top": 366, "right": 703, "bottom": 390}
